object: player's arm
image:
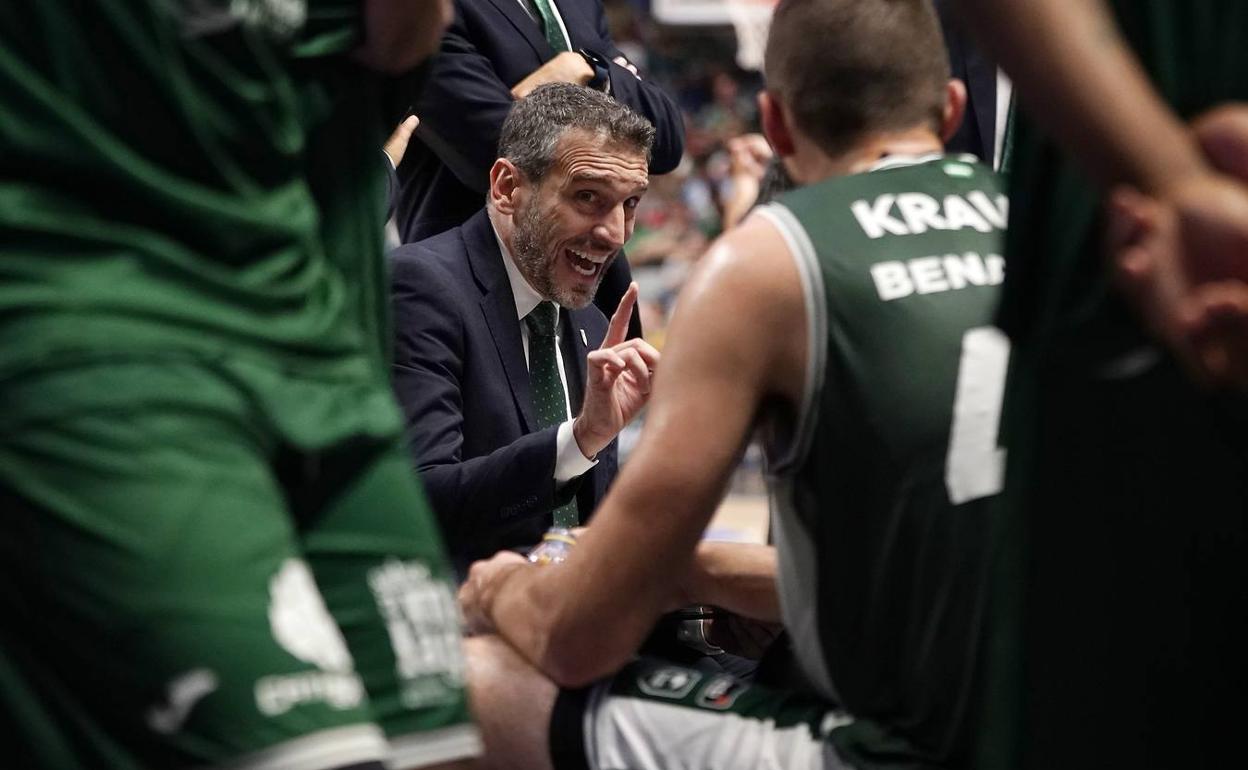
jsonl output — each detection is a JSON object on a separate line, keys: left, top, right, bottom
{"left": 459, "top": 214, "right": 806, "bottom": 687}
{"left": 678, "top": 541, "right": 781, "bottom": 623}
{"left": 955, "top": 0, "right": 1248, "bottom": 388}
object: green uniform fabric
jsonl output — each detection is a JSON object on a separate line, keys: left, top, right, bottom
{"left": 762, "top": 156, "right": 1008, "bottom": 768}
{"left": 985, "top": 3, "right": 1248, "bottom": 768}
{"left": 0, "top": 2, "right": 476, "bottom": 767}
{"left": 0, "top": 0, "right": 378, "bottom": 390}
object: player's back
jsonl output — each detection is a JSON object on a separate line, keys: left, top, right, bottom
{"left": 759, "top": 155, "right": 1008, "bottom": 767}
{"left": 0, "top": 1, "right": 379, "bottom": 384}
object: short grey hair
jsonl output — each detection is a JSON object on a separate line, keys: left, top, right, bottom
{"left": 497, "top": 83, "right": 655, "bottom": 183}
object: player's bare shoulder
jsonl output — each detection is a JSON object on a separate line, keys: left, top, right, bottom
{"left": 673, "top": 209, "right": 808, "bottom": 403}
{"left": 686, "top": 210, "right": 804, "bottom": 314}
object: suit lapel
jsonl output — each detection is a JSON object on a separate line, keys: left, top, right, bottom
{"left": 560, "top": 311, "right": 586, "bottom": 412}
{"left": 551, "top": 0, "right": 590, "bottom": 47}
{"left": 484, "top": 0, "right": 551, "bottom": 60}
{"left": 465, "top": 211, "right": 538, "bottom": 432}
{"left": 565, "top": 305, "right": 606, "bottom": 412}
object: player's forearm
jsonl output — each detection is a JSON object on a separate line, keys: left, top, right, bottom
{"left": 485, "top": 465, "right": 714, "bottom": 687}
{"left": 954, "top": 0, "right": 1207, "bottom": 196}
{"left": 681, "top": 542, "right": 782, "bottom": 623}
{"left": 486, "top": 545, "right": 668, "bottom": 688}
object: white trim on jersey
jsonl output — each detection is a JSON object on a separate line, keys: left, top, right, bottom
{"left": 389, "top": 723, "right": 483, "bottom": 769}
{"left": 581, "top": 684, "right": 853, "bottom": 770}
{"left": 867, "top": 152, "right": 979, "bottom": 173}
{"left": 225, "top": 723, "right": 387, "bottom": 770}
{"left": 744, "top": 204, "right": 840, "bottom": 706}
{"left": 751, "top": 203, "right": 827, "bottom": 475}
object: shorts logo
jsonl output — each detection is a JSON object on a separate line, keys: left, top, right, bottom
{"left": 256, "top": 559, "right": 365, "bottom": 717}
{"left": 368, "top": 558, "right": 467, "bottom": 709}
{"left": 269, "top": 559, "right": 354, "bottom": 673}
{"left": 636, "top": 666, "right": 702, "bottom": 700}
{"left": 695, "top": 675, "right": 747, "bottom": 710}
{"left": 179, "top": 0, "right": 306, "bottom": 39}
{"left": 147, "top": 668, "right": 219, "bottom": 735}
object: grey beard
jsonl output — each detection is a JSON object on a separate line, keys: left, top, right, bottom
{"left": 511, "top": 204, "right": 597, "bottom": 309}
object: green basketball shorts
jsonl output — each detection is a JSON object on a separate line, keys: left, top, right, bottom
{"left": 0, "top": 359, "right": 479, "bottom": 769}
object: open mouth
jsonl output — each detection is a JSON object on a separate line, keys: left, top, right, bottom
{"left": 566, "top": 247, "right": 606, "bottom": 278}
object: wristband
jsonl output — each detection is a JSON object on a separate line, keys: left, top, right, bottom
{"left": 578, "top": 48, "right": 610, "bottom": 92}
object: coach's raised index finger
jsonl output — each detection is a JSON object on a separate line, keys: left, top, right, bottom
{"left": 602, "top": 281, "right": 639, "bottom": 349}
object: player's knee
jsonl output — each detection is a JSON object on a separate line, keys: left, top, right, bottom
{"left": 464, "top": 635, "right": 558, "bottom": 770}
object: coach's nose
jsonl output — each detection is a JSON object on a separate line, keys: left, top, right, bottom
{"left": 593, "top": 204, "right": 628, "bottom": 250}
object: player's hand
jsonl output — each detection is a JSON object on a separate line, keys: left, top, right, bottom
{"left": 573, "top": 282, "right": 661, "bottom": 458}
{"left": 1193, "top": 104, "right": 1248, "bottom": 182}
{"left": 1107, "top": 177, "right": 1248, "bottom": 389}
{"left": 383, "top": 115, "right": 419, "bottom": 167}
{"left": 510, "top": 51, "right": 594, "bottom": 100}
{"left": 458, "top": 550, "right": 529, "bottom": 635}
{"left": 1107, "top": 103, "right": 1248, "bottom": 390}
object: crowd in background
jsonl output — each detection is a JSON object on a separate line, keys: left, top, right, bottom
{"left": 603, "top": 0, "right": 766, "bottom": 344}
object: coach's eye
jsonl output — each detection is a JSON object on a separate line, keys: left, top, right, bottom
{"left": 576, "top": 190, "right": 598, "bottom": 205}
{"left": 624, "top": 196, "right": 641, "bottom": 210}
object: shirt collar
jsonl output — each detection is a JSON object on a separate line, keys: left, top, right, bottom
{"left": 866, "top": 152, "right": 976, "bottom": 172}
{"left": 491, "top": 217, "right": 555, "bottom": 322}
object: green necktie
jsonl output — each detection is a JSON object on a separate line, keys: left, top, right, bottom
{"left": 525, "top": 301, "right": 579, "bottom": 528}
{"left": 531, "top": 0, "right": 569, "bottom": 53}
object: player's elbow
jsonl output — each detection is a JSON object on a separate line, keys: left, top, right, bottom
{"left": 540, "top": 644, "right": 613, "bottom": 689}
{"left": 536, "top": 615, "right": 637, "bottom": 688}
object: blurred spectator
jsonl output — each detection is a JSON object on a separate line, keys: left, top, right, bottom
{"left": 720, "top": 133, "right": 774, "bottom": 230}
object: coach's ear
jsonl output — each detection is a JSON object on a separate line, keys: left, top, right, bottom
{"left": 940, "top": 78, "right": 969, "bottom": 145}
{"left": 490, "top": 158, "right": 524, "bottom": 215}
{"left": 759, "top": 90, "right": 795, "bottom": 158}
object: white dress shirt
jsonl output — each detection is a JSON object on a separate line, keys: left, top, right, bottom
{"left": 493, "top": 224, "right": 598, "bottom": 484}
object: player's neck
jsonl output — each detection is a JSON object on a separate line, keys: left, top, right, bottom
{"left": 783, "top": 127, "right": 945, "bottom": 186}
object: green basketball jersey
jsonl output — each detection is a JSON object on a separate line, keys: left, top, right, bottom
{"left": 999, "top": 0, "right": 1248, "bottom": 351}
{"left": 0, "top": 1, "right": 390, "bottom": 402}
{"left": 759, "top": 155, "right": 1008, "bottom": 767}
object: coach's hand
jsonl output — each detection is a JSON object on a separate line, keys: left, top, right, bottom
{"left": 458, "top": 550, "right": 529, "bottom": 635}
{"left": 573, "top": 282, "right": 660, "bottom": 459}
{"left": 510, "top": 51, "right": 594, "bottom": 100}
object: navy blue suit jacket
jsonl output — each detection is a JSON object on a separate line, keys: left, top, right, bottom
{"left": 390, "top": 209, "right": 616, "bottom": 569}
{"left": 393, "top": 0, "right": 684, "bottom": 244}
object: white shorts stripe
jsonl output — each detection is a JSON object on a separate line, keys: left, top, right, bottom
{"left": 221, "top": 723, "right": 387, "bottom": 770}
{"left": 583, "top": 687, "right": 853, "bottom": 770}
{"left": 388, "top": 723, "right": 482, "bottom": 769}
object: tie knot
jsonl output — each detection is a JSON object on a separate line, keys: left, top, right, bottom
{"left": 525, "top": 301, "right": 559, "bottom": 338}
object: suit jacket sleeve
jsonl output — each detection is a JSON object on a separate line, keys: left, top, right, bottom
{"left": 411, "top": 10, "right": 515, "bottom": 195}
{"left": 413, "top": 0, "right": 685, "bottom": 190}
{"left": 589, "top": 4, "right": 684, "bottom": 175}
{"left": 391, "top": 249, "right": 572, "bottom": 551}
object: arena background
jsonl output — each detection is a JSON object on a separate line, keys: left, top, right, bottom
{"left": 605, "top": 0, "right": 776, "bottom": 545}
